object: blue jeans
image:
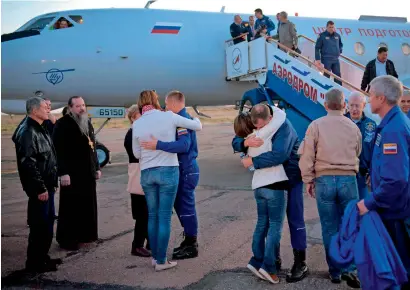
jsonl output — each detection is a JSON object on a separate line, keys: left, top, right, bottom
{"left": 356, "top": 173, "right": 369, "bottom": 200}
{"left": 315, "top": 175, "right": 359, "bottom": 277}
{"left": 249, "top": 188, "right": 286, "bottom": 274}
{"left": 141, "top": 166, "right": 179, "bottom": 264}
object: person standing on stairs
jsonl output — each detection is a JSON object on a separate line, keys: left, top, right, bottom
{"left": 315, "top": 20, "right": 343, "bottom": 86}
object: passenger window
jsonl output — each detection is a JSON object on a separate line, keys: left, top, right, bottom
{"left": 354, "top": 42, "right": 365, "bottom": 56}
{"left": 402, "top": 43, "right": 410, "bottom": 56}
{"left": 23, "top": 16, "right": 56, "bottom": 32}
{"left": 50, "top": 17, "right": 74, "bottom": 30}
{"left": 379, "top": 42, "right": 388, "bottom": 49}
{"left": 69, "top": 15, "right": 83, "bottom": 24}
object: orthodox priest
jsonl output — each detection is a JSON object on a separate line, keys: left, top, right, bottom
{"left": 52, "top": 96, "right": 101, "bottom": 250}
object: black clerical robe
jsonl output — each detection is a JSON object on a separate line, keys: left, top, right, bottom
{"left": 52, "top": 114, "right": 100, "bottom": 247}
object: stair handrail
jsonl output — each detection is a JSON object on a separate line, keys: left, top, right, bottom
{"left": 297, "top": 34, "right": 410, "bottom": 91}
{"left": 298, "top": 35, "right": 366, "bottom": 69}
{"left": 225, "top": 32, "right": 249, "bottom": 43}
{"left": 268, "top": 37, "right": 370, "bottom": 96}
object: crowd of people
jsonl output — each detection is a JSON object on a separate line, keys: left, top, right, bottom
{"left": 229, "top": 10, "right": 401, "bottom": 91}
{"left": 12, "top": 90, "right": 203, "bottom": 273}
{"left": 9, "top": 11, "right": 410, "bottom": 286}
{"left": 233, "top": 75, "right": 410, "bottom": 288}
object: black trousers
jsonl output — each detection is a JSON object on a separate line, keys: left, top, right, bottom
{"left": 26, "top": 191, "right": 55, "bottom": 268}
{"left": 131, "top": 194, "right": 149, "bottom": 248}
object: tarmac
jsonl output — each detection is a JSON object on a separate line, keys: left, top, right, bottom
{"left": 1, "top": 122, "right": 354, "bottom": 289}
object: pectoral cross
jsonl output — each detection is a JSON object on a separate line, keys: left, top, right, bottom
{"left": 87, "top": 135, "right": 94, "bottom": 152}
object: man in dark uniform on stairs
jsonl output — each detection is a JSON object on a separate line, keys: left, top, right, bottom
{"left": 315, "top": 21, "right": 343, "bottom": 86}
{"left": 141, "top": 91, "right": 200, "bottom": 260}
{"left": 230, "top": 15, "right": 249, "bottom": 44}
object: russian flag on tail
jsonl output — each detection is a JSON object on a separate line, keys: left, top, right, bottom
{"left": 151, "top": 22, "right": 182, "bottom": 34}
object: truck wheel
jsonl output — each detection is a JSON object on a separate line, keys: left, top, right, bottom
{"left": 96, "top": 142, "right": 110, "bottom": 168}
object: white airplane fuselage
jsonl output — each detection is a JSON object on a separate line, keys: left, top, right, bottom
{"left": 2, "top": 8, "right": 410, "bottom": 114}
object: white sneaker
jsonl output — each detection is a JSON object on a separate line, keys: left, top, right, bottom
{"left": 259, "top": 268, "right": 280, "bottom": 284}
{"left": 155, "top": 260, "right": 177, "bottom": 271}
{"left": 151, "top": 259, "right": 157, "bottom": 267}
{"left": 247, "top": 264, "right": 266, "bottom": 280}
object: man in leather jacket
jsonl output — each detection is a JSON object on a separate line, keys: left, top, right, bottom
{"left": 12, "top": 97, "right": 61, "bottom": 273}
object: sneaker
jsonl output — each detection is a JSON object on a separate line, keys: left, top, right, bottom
{"left": 151, "top": 259, "right": 157, "bottom": 267}
{"left": 247, "top": 264, "right": 266, "bottom": 280}
{"left": 259, "top": 268, "right": 280, "bottom": 284}
{"left": 155, "top": 260, "right": 177, "bottom": 271}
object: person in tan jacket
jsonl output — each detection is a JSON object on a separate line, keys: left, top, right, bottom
{"left": 298, "top": 88, "right": 362, "bottom": 287}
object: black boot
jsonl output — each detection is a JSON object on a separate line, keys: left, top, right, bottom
{"left": 286, "top": 249, "right": 309, "bottom": 283}
{"left": 172, "top": 236, "right": 198, "bottom": 260}
{"left": 173, "top": 233, "right": 188, "bottom": 254}
{"left": 275, "top": 258, "right": 282, "bottom": 272}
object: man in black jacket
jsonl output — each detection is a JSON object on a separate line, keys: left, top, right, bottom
{"left": 230, "top": 15, "right": 248, "bottom": 44}
{"left": 361, "top": 47, "right": 398, "bottom": 92}
{"left": 12, "top": 97, "right": 61, "bottom": 273}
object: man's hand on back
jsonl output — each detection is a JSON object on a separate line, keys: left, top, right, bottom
{"left": 245, "top": 136, "right": 264, "bottom": 148}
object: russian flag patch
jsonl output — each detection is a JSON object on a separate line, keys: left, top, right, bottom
{"left": 383, "top": 143, "right": 397, "bottom": 154}
{"left": 177, "top": 127, "right": 188, "bottom": 135}
{"left": 151, "top": 22, "right": 182, "bottom": 34}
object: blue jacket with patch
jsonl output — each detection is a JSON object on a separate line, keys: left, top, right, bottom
{"left": 329, "top": 201, "right": 408, "bottom": 290}
{"left": 231, "top": 118, "right": 302, "bottom": 184}
{"left": 345, "top": 112, "right": 377, "bottom": 176}
{"left": 315, "top": 30, "right": 343, "bottom": 61}
{"left": 156, "top": 108, "right": 198, "bottom": 171}
{"left": 255, "top": 15, "right": 275, "bottom": 35}
{"left": 364, "top": 106, "right": 410, "bottom": 220}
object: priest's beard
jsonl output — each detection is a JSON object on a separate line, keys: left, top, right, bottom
{"left": 71, "top": 112, "right": 89, "bottom": 135}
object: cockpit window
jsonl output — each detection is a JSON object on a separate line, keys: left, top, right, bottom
{"left": 23, "top": 16, "right": 56, "bottom": 31}
{"left": 69, "top": 15, "right": 83, "bottom": 24}
{"left": 50, "top": 17, "right": 74, "bottom": 30}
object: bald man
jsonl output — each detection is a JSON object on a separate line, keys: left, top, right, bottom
{"left": 299, "top": 88, "right": 361, "bottom": 287}
{"left": 345, "top": 92, "right": 377, "bottom": 199}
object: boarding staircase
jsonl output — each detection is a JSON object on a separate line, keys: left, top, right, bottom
{"left": 224, "top": 33, "right": 388, "bottom": 139}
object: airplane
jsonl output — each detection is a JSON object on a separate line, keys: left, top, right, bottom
{"left": 2, "top": 3, "right": 410, "bottom": 167}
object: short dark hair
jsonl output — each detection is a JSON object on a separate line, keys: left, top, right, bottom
{"left": 62, "top": 106, "right": 69, "bottom": 116}
{"left": 254, "top": 8, "right": 263, "bottom": 14}
{"left": 325, "top": 88, "right": 344, "bottom": 110}
{"left": 42, "top": 97, "right": 50, "bottom": 101}
{"left": 250, "top": 104, "right": 270, "bottom": 125}
{"left": 326, "top": 20, "right": 334, "bottom": 27}
{"left": 68, "top": 96, "right": 82, "bottom": 107}
{"left": 166, "top": 90, "right": 185, "bottom": 103}
{"left": 378, "top": 46, "right": 388, "bottom": 54}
